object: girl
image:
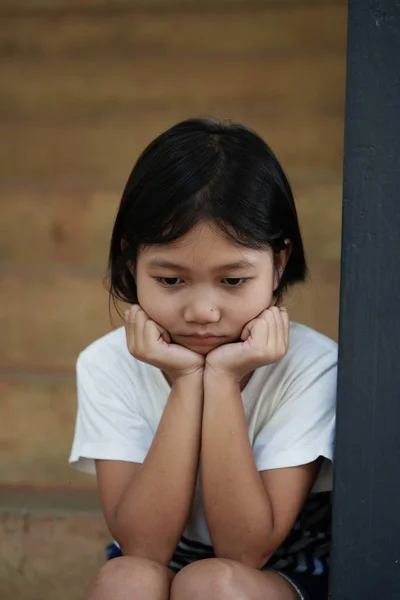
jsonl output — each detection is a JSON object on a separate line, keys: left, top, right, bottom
{"left": 69, "top": 118, "right": 337, "bottom": 600}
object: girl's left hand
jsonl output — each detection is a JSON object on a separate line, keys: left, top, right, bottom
{"left": 205, "top": 306, "right": 290, "bottom": 383}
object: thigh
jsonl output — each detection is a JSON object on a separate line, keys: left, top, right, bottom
{"left": 171, "top": 557, "right": 301, "bottom": 600}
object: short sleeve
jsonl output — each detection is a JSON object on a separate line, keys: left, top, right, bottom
{"left": 69, "top": 351, "right": 154, "bottom": 475}
{"left": 253, "top": 349, "right": 337, "bottom": 479}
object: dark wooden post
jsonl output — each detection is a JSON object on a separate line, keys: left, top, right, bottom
{"left": 330, "top": 1, "right": 400, "bottom": 598}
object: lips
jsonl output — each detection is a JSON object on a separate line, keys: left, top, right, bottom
{"left": 181, "top": 334, "right": 224, "bottom": 339}
{"left": 180, "top": 334, "right": 227, "bottom": 345}
{"left": 184, "top": 335, "right": 221, "bottom": 339}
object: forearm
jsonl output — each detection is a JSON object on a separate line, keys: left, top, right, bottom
{"left": 114, "top": 373, "right": 203, "bottom": 564}
{"left": 202, "top": 374, "right": 274, "bottom": 567}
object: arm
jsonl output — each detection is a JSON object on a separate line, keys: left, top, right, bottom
{"left": 201, "top": 373, "right": 320, "bottom": 568}
{"left": 97, "top": 371, "right": 203, "bottom": 566}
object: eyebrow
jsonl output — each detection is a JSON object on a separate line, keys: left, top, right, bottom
{"left": 147, "top": 259, "right": 257, "bottom": 272}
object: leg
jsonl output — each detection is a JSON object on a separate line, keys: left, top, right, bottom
{"left": 171, "top": 558, "right": 300, "bottom": 600}
{"left": 86, "top": 556, "right": 174, "bottom": 600}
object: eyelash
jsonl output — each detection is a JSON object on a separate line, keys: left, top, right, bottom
{"left": 155, "top": 277, "right": 250, "bottom": 288}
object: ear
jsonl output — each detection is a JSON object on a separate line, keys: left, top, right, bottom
{"left": 273, "top": 238, "right": 292, "bottom": 291}
{"left": 121, "top": 238, "right": 136, "bottom": 278}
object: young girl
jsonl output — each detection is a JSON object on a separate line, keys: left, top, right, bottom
{"left": 69, "top": 118, "right": 337, "bottom": 600}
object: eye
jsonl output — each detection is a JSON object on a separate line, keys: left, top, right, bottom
{"left": 222, "top": 278, "right": 249, "bottom": 287}
{"left": 156, "top": 277, "right": 183, "bottom": 286}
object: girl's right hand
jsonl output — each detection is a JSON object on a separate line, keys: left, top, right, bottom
{"left": 124, "top": 305, "right": 205, "bottom": 382}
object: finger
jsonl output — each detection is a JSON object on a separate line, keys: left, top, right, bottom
{"left": 240, "top": 318, "right": 256, "bottom": 341}
{"left": 264, "top": 308, "right": 277, "bottom": 349}
{"left": 256, "top": 308, "right": 270, "bottom": 322}
{"left": 279, "top": 306, "right": 290, "bottom": 349}
{"left": 241, "top": 309, "right": 271, "bottom": 343}
{"left": 240, "top": 324, "right": 250, "bottom": 341}
{"left": 143, "top": 318, "right": 163, "bottom": 352}
{"left": 249, "top": 317, "right": 269, "bottom": 348}
{"left": 124, "top": 305, "right": 141, "bottom": 353}
{"left": 271, "top": 306, "right": 285, "bottom": 349}
{"left": 124, "top": 305, "right": 140, "bottom": 336}
{"left": 124, "top": 304, "right": 139, "bottom": 323}
{"left": 146, "top": 318, "right": 171, "bottom": 344}
{"left": 133, "top": 306, "right": 147, "bottom": 352}
{"left": 161, "top": 327, "right": 171, "bottom": 344}
{"left": 271, "top": 305, "right": 289, "bottom": 355}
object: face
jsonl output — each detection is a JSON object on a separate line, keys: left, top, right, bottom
{"left": 135, "top": 222, "right": 288, "bottom": 354}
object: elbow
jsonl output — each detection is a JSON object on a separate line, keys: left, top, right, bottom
{"left": 111, "top": 515, "right": 173, "bottom": 567}
{"left": 214, "top": 545, "right": 272, "bottom": 570}
{"left": 118, "top": 540, "right": 172, "bottom": 567}
{"left": 242, "top": 554, "right": 272, "bottom": 570}
{"left": 213, "top": 531, "right": 276, "bottom": 569}
{"left": 113, "top": 525, "right": 173, "bottom": 567}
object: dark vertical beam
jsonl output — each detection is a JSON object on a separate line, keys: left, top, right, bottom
{"left": 330, "top": 2, "right": 400, "bottom": 599}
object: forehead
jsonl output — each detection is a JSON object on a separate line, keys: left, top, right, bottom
{"left": 140, "top": 223, "right": 270, "bottom": 270}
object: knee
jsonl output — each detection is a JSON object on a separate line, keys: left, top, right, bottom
{"left": 171, "top": 558, "right": 236, "bottom": 600}
{"left": 87, "top": 556, "right": 172, "bottom": 599}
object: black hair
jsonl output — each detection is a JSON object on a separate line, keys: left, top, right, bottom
{"left": 107, "top": 118, "right": 307, "bottom": 308}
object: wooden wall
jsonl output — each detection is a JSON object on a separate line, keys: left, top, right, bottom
{"left": 0, "top": 0, "right": 347, "bottom": 487}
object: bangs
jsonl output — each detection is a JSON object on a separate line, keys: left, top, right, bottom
{"left": 125, "top": 183, "right": 285, "bottom": 253}
{"left": 108, "top": 117, "right": 307, "bottom": 307}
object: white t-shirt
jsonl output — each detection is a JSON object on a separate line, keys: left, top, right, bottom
{"left": 69, "top": 322, "right": 337, "bottom": 547}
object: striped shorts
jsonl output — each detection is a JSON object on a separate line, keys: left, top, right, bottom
{"left": 105, "top": 536, "right": 329, "bottom": 600}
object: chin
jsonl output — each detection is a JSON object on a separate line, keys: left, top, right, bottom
{"left": 189, "top": 346, "right": 213, "bottom": 355}
{"left": 178, "top": 338, "right": 236, "bottom": 355}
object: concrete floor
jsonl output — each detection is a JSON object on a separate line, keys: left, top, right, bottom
{"left": 0, "top": 487, "right": 107, "bottom": 600}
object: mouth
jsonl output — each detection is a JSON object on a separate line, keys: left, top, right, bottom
{"left": 178, "top": 335, "right": 229, "bottom": 346}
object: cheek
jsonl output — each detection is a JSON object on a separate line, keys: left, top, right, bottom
{"left": 137, "top": 283, "right": 178, "bottom": 328}
{"left": 232, "top": 299, "right": 265, "bottom": 325}
{"left": 237, "top": 283, "right": 274, "bottom": 315}
{"left": 226, "top": 286, "right": 274, "bottom": 329}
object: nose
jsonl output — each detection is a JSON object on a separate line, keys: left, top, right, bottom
{"left": 183, "top": 299, "right": 220, "bottom": 324}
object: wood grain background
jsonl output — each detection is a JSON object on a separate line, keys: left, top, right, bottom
{"left": 0, "top": 0, "right": 347, "bottom": 486}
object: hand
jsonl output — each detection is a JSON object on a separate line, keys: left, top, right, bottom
{"left": 205, "top": 306, "right": 290, "bottom": 383}
{"left": 124, "top": 305, "right": 205, "bottom": 382}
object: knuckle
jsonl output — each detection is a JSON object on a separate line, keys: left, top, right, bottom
{"left": 279, "top": 342, "right": 287, "bottom": 357}
{"left": 254, "top": 346, "right": 266, "bottom": 359}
